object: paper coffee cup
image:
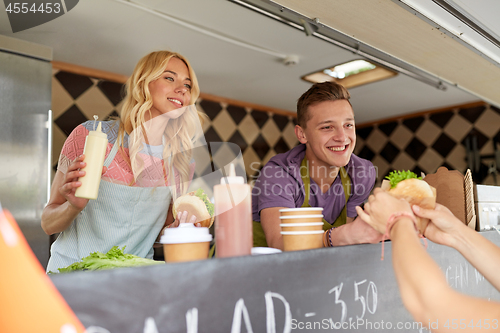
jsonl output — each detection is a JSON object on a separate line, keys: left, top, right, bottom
{"left": 160, "top": 223, "right": 213, "bottom": 263}
{"left": 280, "top": 222, "right": 323, "bottom": 232}
{"left": 280, "top": 230, "right": 324, "bottom": 251}
{"left": 279, "top": 208, "right": 323, "bottom": 216}
{"left": 279, "top": 214, "right": 323, "bottom": 223}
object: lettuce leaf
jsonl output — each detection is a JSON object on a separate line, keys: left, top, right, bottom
{"left": 385, "top": 170, "right": 422, "bottom": 189}
{"left": 56, "top": 246, "right": 163, "bottom": 273}
{"left": 194, "top": 188, "right": 214, "bottom": 217}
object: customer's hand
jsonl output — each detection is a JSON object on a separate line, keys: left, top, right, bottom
{"left": 412, "top": 203, "right": 464, "bottom": 247}
{"left": 356, "top": 188, "right": 413, "bottom": 234}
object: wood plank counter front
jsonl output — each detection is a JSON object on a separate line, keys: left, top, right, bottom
{"left": 51, "top": 231, "right": 500, "bottom": 333}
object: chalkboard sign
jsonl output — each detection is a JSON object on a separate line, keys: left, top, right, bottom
{"left": 51, "top": 231, "right": 500, "bottom": 333}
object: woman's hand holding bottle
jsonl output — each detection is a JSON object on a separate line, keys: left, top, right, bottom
{"left": 59, "top": 155, "right": 107, "bottom": 211}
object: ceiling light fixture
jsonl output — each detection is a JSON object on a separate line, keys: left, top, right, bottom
{"left": 302, "top": 59, "right": 397, "bottom": 88}
{"left": 230, "top": 0, "right": 447, "bottom": 91}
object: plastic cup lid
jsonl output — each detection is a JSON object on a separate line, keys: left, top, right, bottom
{"left": 279, "top": 215, "right": 323, "bottom": 219}
{"left": 160, "top": 223, "right": 213, "bottom": 244}
{"left": 279, "top": 208, "right": 323, "bottom": 212}
{"left": 281, "top": 230, "right": 324, "bottom": 235}
{"left": 280, "top": 222, "right": 324, "bottom": 227}
{"left": 251, "top": 247, "right": 282, "bottom": 255}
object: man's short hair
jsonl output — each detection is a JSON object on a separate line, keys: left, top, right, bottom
{"left": 296, "top": 81, "right": 351, "bottom": 128}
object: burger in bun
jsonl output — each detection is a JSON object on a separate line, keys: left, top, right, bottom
{"left": 173, "top": 189, "right": 214, "bottom": 228}
{"left": 382, "top": 170, "right": 436, "bottom": 234}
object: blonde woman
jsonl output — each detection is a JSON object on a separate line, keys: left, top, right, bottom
{"left": 42, "top": 51, "right": 205, "bottom": 273}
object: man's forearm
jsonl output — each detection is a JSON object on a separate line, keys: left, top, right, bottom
{"left": 329, "top": 217, "right": 383, "bottom": 246}
{"left": 329, "top": 223, "right": 354, "bottom": 246}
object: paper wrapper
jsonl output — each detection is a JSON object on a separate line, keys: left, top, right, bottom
{"left": 424, "top": 167, "right": 466, "bottom": 224}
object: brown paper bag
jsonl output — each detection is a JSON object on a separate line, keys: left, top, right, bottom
{"left": 424, "top": 167, "right": 466, "bottom": 224}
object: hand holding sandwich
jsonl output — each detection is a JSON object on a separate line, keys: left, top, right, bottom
{"left": 356, "top": 188, "right": 414, "bottom": 236}
{"left": 167, "top": 211, "right": 200, "bottom": 229}
{"left": 357, "top": 191, "right": 460, "bottom": 245}
{"left": 169, "top": 189, "right": 214, "bottom": 229}
{"left": 412, "top": 204, "right": 460, "bottom": 247}
{"left": 356, "top": 173, "right": 500, "bottom": 332}
{"left": 356, "top": 170, "right": 436, "bottom": 237}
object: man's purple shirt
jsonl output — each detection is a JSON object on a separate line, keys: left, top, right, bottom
{"left": 251, "top": 144, "right": 376, "bottom": 224}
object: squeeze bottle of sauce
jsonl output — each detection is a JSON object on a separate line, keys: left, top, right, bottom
{"left": 214, "top": 164, "right": 252, "bottom": 258}
{"left": 75, "top": 118, "right": 108, "bottom": 200}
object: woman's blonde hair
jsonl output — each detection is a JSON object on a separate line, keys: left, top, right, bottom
{"left": 118, "top": 50, "right": 205, "bottom": 199}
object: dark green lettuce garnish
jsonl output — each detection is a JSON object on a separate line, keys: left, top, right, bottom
{"left": 194, "top": 188, "right": 214, "bottom": 216}
{"left": 385, "top": 170, "right": 422, "bottom": 189}
{"left": 56, "top": 246, "right": 163, "bottom": 273}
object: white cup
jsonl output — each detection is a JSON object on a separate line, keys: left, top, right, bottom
{"left": 251, "top": 247, "right": 282, "bottom": 255}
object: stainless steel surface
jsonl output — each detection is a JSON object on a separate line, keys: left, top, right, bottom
{"left": 0, "top": 48, "right": 52, "bottom": 268}
{"left": 47, "top": 109, "right": 52, "bottom": 203}
{"left": 474, "top": 184, "right": 500, "bottom": 231}
{"left": 474, "top": 184, "right": 500, "bottom": 202}
{"left": 431, "top": 0, "right": 500, "bottom": 49}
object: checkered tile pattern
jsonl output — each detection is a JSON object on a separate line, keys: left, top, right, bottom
{"left": 354, "top": 104, "right": 500, "bottom": 186}
{"left": 51, "top": 69, "right": 499, "bottom": 190}
{"left": 51, "top": 70, "right": 299, "bottom": 194}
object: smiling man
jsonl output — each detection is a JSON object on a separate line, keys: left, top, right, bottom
{"left": 252, "top": 81, "right": 382, "bottom": 250}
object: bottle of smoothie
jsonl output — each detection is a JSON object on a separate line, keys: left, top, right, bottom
{"left": 75, "top": 117, "right": 108, "bottom": 200}
{"left": 214, "top": 164, "right": 252, "bottom": 258}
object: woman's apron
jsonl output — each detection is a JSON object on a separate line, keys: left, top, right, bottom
{"left": 252, "top": 156, "right": 351, "bottom": 248}
{"left": 46, "top": 139, "right": 171, "bottom": 273}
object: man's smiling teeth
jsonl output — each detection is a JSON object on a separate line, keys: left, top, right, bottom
{"left": 328, "top": 146, "right": 346, "bottom": 152}
{"left": 168, "top": 98, "right": 182, "bottom": 105}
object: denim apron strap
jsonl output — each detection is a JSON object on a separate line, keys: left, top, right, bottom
{"left": 299, "top": 156, "right": 351, "bottom": 230}
{"left": 104, "top": 138, "right": 120, "bottom": 167}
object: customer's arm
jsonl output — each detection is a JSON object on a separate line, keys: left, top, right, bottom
{"left": 391, "top": 217, "right": 500, "bottom": 332}
{"left": 415, "top": 204, "right": 500, "bottom": 290}
{"left": 358, "top": 190, "right": 500, "bottom": 332}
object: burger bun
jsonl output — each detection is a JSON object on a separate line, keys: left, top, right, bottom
{"left": 173, "top": 192, "right": 214, "bottom": 228}
{"left": 387, "top": 179, "right": 436, "bottom": 234}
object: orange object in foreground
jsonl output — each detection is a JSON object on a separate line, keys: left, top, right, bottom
{"left": 0, "top": 209, "right": 85, "bottom": 333}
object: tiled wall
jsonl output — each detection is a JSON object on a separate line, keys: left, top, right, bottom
{"left": 354, "top": 104, "right": 500, "bottom": 186}
{"left": 52, "top": 67, "right": 500, "bottom": 187}
{"left": 51, "top": 69, "right": 299, "bottom": 182}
